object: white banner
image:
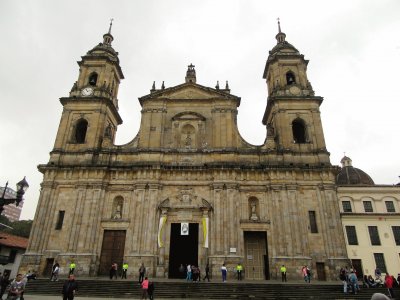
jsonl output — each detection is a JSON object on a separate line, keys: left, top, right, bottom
{"left": 181, "top": 222, "right": 189, "bottom": 235}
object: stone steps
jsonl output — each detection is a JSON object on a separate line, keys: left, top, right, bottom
{"left": 24, "top": 279, "right": 396, "bottom": 299}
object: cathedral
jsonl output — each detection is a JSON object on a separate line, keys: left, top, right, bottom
{"left": 21, "top": 22, "right": 349, "bottom": 280}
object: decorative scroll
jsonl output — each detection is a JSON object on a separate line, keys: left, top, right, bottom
{"left": 157, "top": 215, "right": 167, "bottom": 248}
{"left": 202, "top": 217, "right": 209, "bottom": 248}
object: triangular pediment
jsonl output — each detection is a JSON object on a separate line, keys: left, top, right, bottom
{"left": 139, "top": 83, "right": 240, "bottom": 103}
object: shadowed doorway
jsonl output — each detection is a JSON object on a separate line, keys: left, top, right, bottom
{"left": 168, "top": 223, "right": 198, "bottom": 278}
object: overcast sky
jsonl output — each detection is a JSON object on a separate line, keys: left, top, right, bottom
{"left": 1, "top": 0, "right": 399, "bottom": 220}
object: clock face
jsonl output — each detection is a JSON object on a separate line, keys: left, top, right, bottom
{"left": 289, "top": 86, "right": 300, "bottom": 95}
{"left": 81, "top": 87, "right": 94, "bottom": 96}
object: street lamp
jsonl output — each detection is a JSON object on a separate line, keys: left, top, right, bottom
{"left": 0, "top": 177, "right": 29, "bottom": 214}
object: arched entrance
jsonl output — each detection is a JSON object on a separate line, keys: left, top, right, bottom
{"left": 168, "top": 223, "right": 199, "bottom": 278}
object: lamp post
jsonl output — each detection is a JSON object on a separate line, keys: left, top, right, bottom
{"left": 0, "top": 177, "right": 29, "bottom": 214}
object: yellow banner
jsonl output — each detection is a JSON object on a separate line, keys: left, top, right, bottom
{"left": 158, "top": 216, "right": 167, "bottom": 247}
{"left": 202, "top": 217, "right": 209, "bottom": 248}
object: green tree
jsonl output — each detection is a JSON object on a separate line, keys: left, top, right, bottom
{"left": 0, "top": 215, "right": 33, "bottom": 238}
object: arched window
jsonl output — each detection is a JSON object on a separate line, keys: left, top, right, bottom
{"left": 292, "top": 118, "right": 306, "bottom": 144}
{"left": 88, "top": 72, "right": 98, "bottom": 86}
{"left": 75, "top": 119, "right": 88, "bottom": 143}
{"left": 286, "top": 71, "right": 296, "bottom": 85}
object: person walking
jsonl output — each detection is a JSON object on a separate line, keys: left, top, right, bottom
{"left": 50, "top": 261, "right": 60, "bottom": 281}
{"left": 139, "top": 263, "right": 146, "bottom": 284}
{"left": 69, "top": 261, "right": 76, "bottom": 275}
{"left": 148, "top": 280, "right": 155, "bottom": 300}
{"left": 141, "top": 276, "right": 149, "bottom": 300}
{"left": 306, "top": 266, "right": 311, "bottom": 283}
{"left": 51, "top": 263, "right": 60, "bottom": 281}
{"left": 385, "top": 273, "right": 395, "bottom": 299}
{"left": 62, "top": 274, "right": 78, "bottom": 300}
{"left": 121, "top": 262, "right": 128, "bottom": 279}
{"left": 221, "top": 264, "right": 227, "bottom": 282}
{"left": 203, "top": 264, "right": 210, "bottom": 282}
{"left": 110, "top": 262, "right": 118, "bottom": 279}
{"left": 280, "top": 265, "right": 287, "bottom": 282}
{"left": 236, "top": 263, "right": 243, "bottom": 280}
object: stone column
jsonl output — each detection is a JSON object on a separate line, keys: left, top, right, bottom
{"left": 211, "top": 183, "right": 224, "bottom": 254}
{"left": 132, "top": 184, "right": 146, "bottom": 253}
{"left": 226, "top": 184, "right": 238, "bottom": 253}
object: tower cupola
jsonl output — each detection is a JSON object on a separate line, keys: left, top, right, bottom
{"left": 185, "top": 64, "right": 196, "bottom": 83}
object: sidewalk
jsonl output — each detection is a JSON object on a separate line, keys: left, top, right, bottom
{"left": 23, "top": 296, "right": 202, "bottom": 300}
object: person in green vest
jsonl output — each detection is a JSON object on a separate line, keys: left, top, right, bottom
{"left": 280, "top": 264, "right": 287, "bottom": 282}
{"left": 236, "top": 263, "right": 243, "bottom": 280}
{"left": 69, "top": 261, "right": 76, "bottom": 276}
{"left": 121, "top": 262, "right": 128, "bottom": 279}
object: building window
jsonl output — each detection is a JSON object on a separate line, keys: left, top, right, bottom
{"left": 55, "top": 210, "right": 65, "bottom": 230}
{"left": 373, "top": 253, "right": 387, "bottom": 273}
{"left": 309, "top": 211, "right": 318, "bottom": 233}
{"left": 8, "top": 249, "right": 17, "bottom": 263}
{"left": 292, "top": 119, "right": 306, "bottom": 144}
{"left": 385, "top": 201, "right": 395, "bottom": 213}
{"left": 368, "top": 226, "right": 381, "bottom": 245}
{"left": 342, "top": 201, "right": 352, "bottom": 213}
{"left": 392, "top": 226, "right": 400, "bottom": 245}
{"left": 75, "top": 119, "right": 88, "bottom": 144}
{"left": 363, "top": 201, "right": 373, "bottom": 212}
{"left": 345, "top": 226, "right": 358, "bottom": 245}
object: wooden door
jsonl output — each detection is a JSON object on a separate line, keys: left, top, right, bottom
{"left": 244, "top": 232, "right": 267, "bottom": 280}
{"left": 351, "top": 259, "right": 364, "bottom": 279}
{"left": 99, "top": 230, "right": 126, "bottom": 275}
{"left": 316, "top": 262, "right": 326, "bottom": 281}
{"left": 44, "top": 258, "right": 54, "bottom": 276}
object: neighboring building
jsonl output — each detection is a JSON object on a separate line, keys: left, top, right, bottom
{"left": 0, "top": 186, "right": 23, "bottom": 221}
{"left": 20, "top": 23, "right": 349, "bottom": 280}
{"left": 337, "top": 156, "right": 400, "bottom": 277}
{"left": 0, "top": 232, "right": 28, "bottom": 278}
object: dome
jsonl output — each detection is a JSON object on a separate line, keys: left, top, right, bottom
{"left": 336, "top": 156, "right": 375, "bottom": 185}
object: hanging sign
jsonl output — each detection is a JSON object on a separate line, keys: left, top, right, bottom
{"left": 181, "top": 222, "right": 189, "bottom": 235}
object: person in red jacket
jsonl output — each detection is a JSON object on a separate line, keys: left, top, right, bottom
{"left": 385, "top": 274, "right": 395, "bottom": 299}
{"left": 141, "top": 276, "right": 149, "bottom": 300}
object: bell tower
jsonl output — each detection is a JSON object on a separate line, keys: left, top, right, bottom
{"left": 50, "top": 21, "right": 124, "bottom": 163}
{"left": 262, "top": 20, "right": 330, "bottom": 165}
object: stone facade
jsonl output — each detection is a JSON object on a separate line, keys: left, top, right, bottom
{"left": 20, "top": 25, "right": 349, "bottom": 280}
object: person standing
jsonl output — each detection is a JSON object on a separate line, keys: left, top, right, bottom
{"left": 280, "top": 265, "right": 287, "bottom": 282}
{"left": 8, "top": 273, "right": 25, "bottom": 300}
{"left": 141, "top": 276, "right": 149, "bottom": 300}
{"left": 121, "top": 262, "right": 128, "bottom": 279}
{"left": 186, "top": 264, "right": 192, "bottom": 281}
{"left": 339, "top": 267, "right": 347, "bottom": 293}
{"left": 62, "top": 274, "right": 78, "bottom": 300}
{"left": 221, "top": 264, "right": 227, "bottom": 282}
{"left": 110, "top": 262, "right": 118, "bottom": 279}
{"left": 236, "top": 263, "right": 243, "bottom": 280}
{"left": 306, "top": 266, "right": 311, "bottom": 283}
{"left": 69, "top": 261, "right": 76, "bottom": 275}
{"left": 0, "top": 273, "right": 10, "bottom": 299}
{"left": 178, "top": 264, "right": 185, "bottom": 279}
{"left": 139, "top": 263, "right": 146, "bottom": 284}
